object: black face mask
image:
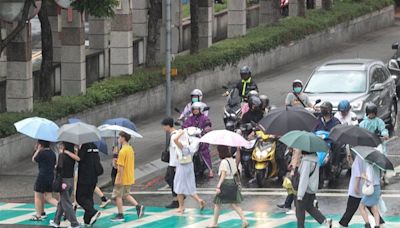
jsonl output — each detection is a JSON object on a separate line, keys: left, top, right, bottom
{"left": 321, "top": 109, "right": 330, "bottom": 116}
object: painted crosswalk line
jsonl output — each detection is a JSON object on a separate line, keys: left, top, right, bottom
{"left": 0, "top": 202, "right": 399, "bottom": 227}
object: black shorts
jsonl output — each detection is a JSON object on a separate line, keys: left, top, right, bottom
{"left": 34, "top": 180, "right": 53, "bottom": 193}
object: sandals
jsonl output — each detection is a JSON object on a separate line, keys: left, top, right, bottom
{"left": 242, "top": 221, "right": 249, "bottom": 228}
{"left": 30, "top": 215, "right": 42, "bottom": 221}
{"left": 200, "top": 200, "right": 206, "bottom": 211}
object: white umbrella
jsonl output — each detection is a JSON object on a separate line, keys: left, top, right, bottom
{"left": 98, "top": 124, "right": 143, "bottom": 138}
{"left": 200, "top": 130, "right": 250, "bottom": 147}
{"left": 58, "top": 122, "right": 101, "bottom": 145}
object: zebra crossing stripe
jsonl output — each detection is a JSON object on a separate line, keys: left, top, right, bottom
{"left": 111, "top": 209, "right": 176, "bottom": 228}
{"left": 1, "top": 207, "right": 57, "bottom": 224}
{"left": 0, "top": 203, "right": 22, "bottom": 210}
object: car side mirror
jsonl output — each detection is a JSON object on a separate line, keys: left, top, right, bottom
{"left": 370, "top": 83, "right": 384, "bottom": 92}
{"left": 392, "top": 42, "right": 399, "bottom": 50}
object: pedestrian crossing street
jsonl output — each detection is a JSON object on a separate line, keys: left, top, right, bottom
{"left": 1, "top": 202, "right": 400, "bottom": 227}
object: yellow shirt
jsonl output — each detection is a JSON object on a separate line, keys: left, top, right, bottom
{"left": 116, "top": 144, "right": 135, "bottom": 185}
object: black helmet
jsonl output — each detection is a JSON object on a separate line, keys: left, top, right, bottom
{"left": 248, "top": 96, "right": 262, "bottom": 110}
{"left": 259, "top": 95, "right": 269, "bottom": 110}
{"left": 240, "top": 66, "right": 251, "bottom": 75}
{"left": 320, "top": 101, "right": 333, "bottom": 114}
{"left": 365, "top": 103, "right": 378, "bottom": 115}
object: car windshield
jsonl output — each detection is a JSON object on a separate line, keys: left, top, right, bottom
{"left": 304, "top": 70, "right": 367, "bottom": 93}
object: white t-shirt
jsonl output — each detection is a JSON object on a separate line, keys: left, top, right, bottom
{"left": 334, "top": 111, "right": 358, "bottom": 126}
{"left": 218, "top": 158, "right": 237, "bottom": 179}
{"left": 169, "top": 130, "right": 179, "bottom": 167}
{"left": 348, "top": 156, "right": 365, "bottom": 198}
{"left": 365, "top": 163, "right": 381, "bottom": 186}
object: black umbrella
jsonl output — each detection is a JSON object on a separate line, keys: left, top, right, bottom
{"left": 330, "top": 125, "right": 381, "bottom": 147}
{"left": 258, "top": 106, "right": 318, "bottom": 136}
{"left": 351, "top": 146, "right": 394, "bottom": 171}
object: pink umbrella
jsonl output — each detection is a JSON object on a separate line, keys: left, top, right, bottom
{"left": 200, "top": 130, "right": 250, "bottom": 147}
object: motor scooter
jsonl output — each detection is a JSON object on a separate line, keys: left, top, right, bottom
{"left": 222, "top": 85, "right": 242, "bottom": 132}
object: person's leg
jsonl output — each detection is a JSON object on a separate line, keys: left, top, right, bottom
{"left": 165, "top": 166, "right": 178, "bottom": 207}
{"left": 44, "top": 192, "right": 58, "bottom": 207}
{"left": 285, "top": 194, "right": 295, "bottom": 208}
{"left": 304, "top": 194, "right": 326, "bottom": 224}
{"left": 210, "top": 204, "right": 221, "bottom": 227}
{"left": 359, "top": 203, "right": 370, "bottom": 225}
{"left": 125, "top": 195, "right": 139, "bottom": 206}
{"left": 231, "top": 204, "right": 248, "bottom": 226}
{"left": 77, "top": 184, "right": 96, "bottom": 224}
{"left": 115, "top": 196, "right": 124, "bottom": 214}
{"left": 339, "top": 196, "right": 361, "bottom": 227}
{"left": 295, "top": 197, "right": 306, "bottom": 228}
{"left": 367, "top": 206, "right": 385, "bottom": 225}
{"left": 177, "top": 194, "right": 185, "bottom": 213}
{"left": 34, "top": 192, "right": 43, "bottom": 217}
{"left": 371, "top": 205, "right": 380, "bottom": 227}
{"left": 200, "top": 148, "right": 213, "bottom": 177}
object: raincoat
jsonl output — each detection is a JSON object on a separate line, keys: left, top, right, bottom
{"left": 179, "top": 102, "right": 209, "bottom": 119}
{"left": 183, "top": 114, "right": 212, "bottom": 170}
{"left": 359, "top": 116, "right": 389, "bottom": 138}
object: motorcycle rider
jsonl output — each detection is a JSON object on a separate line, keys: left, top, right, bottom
{"left": 285, "top": 80, "right": 313, "bottom": 108}
{"left": 179, "top": 89, "right": 208, "bottom": 120}
{"left": 315, "top": 101, "right": 341, "bottom": 187}
{"left": 236, "top": 66, "right": 258, "bottom": 100}
{"left": 183, "top": 102, "right": 214, "bottom": 178}
{"left": 241, "top": 96, "right": 264, "bottom": 125}
{"left": 259, "top": 95, "right": 270, "bottom": 116}
{"left": 334, "top": 100, "right": 358, "bottom": 126}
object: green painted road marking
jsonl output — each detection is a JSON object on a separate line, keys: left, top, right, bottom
{"left": 14, "top": 203, "right": 53, "bottom": 210}
{"left": 134, "top": 215, "right": 207, "bottom": 227}
{"left": 0, "top": 210, "right": 32, "bottom": 221}
{"left": 218, "top": 219, "right": 258, "bottom": 227}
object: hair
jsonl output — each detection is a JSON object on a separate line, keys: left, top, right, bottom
{"left": 62, "top": 141, "right": 75, "bottom": 152}
{"left": 217, "top": 145, "right": 232, "bottom": 159}
{"left": 161, "top": 117, "right": 174, "bottom": 128}
{"left": 37, "top": 140, "right": 50, "bottom": 148}
{"left": 119, "top": 131, "right": 131, "bottom": 142}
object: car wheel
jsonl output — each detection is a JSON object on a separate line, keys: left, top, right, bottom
{"left": 389, "top": 100, "right": 397, "bottom": 134}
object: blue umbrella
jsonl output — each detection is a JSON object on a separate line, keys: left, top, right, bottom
{"left": 67, "top": 118, "right": 108, "bottom": 155}
{"left": 14, "top": 117, "right": 59, "bottom": 142}
{"left": 103, "top": 118, "right": 138, "bottom": 132}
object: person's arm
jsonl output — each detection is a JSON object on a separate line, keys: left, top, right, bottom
{"left": 174, "top": 130, "right": 185, "bottom": 150}
{"left": 115, "top": 150, "right": 126, "bottom": 186}
{"left": 32, "top": 149, "right": 41, "bottom": 163}
{"left": 215, "top": 170, "right": 227, "bottom": 194}
{"left": 378, "top": 119, "right": 389, "bottom": 139}
{"left": 297, "top": 161, "right": 311, "bottom": 200}
{"left": 64, "top": 150, "right": 80, "bottom": 161}
{"left": 354, "top": 176, "right": 361, "bottom": 195}
{"left": 285, "top": 93, "right": 292, "bottom": 106}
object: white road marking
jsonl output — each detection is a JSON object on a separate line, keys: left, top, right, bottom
{"left": 111, "top": 209, "right": 175, "bottom": 228}
{"left": 0, "top": 203, "right": 22, "bottom": 210}
{"left": 184, "top": 211, "right": 250, "bottom": 228}
{"left": 0, "top": 207, "right": 57, "bottom": 224}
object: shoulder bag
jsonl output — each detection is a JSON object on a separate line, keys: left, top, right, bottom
{"left": 52, "top": 154, "right": 64, "bottom": 193}
{"left": 218, "top": 159, "right": 239, "bottom": 201}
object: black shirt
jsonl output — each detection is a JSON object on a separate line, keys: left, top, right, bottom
{"left": 34, "top": 149, "right": 56, "bottom": 182}
{"left": 241, "top": 110, "right": 264, "bottom": 125}
{"left": 78, "top": 143, "right": 100, "bottom": 185}
{"left": 57, "top": 153, "right": 76, "bottom": 178}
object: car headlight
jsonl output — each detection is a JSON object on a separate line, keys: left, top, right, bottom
{"left": 351, "top": 100, "right": 363, "bottom": 111}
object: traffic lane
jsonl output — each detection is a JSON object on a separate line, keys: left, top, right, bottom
{"left": 131, "top": 23, "right": 400, "bottom": 168}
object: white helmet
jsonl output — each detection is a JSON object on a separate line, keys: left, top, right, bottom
{"left": 191, "top": 89, "right": 203, "bottom": 97}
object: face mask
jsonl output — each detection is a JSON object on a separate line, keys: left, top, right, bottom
{"left": 321, "top": 109, "right": 329, "bottom": 116}
{"left": 192, "top": 97, "right": 199, "bottom": 103}
{"left": 293, "top": 87, "right": 302, "bottom": 94}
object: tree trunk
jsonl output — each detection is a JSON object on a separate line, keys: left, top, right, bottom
{"left": 0, "top": 0, "right": 32, "bottom": 55}
{"left": 190, "top": 0, "right": 199, "bottom": 54}
{"left": 146, "top": 0, "right": 162, "bottom": 66}
{"left": 272, "top": 0, "right": 281, "bottom": 23}
{"left": 297, "top": 0, "right": 306, "bottom": 17}
{"left": 322, "top": 0, "right": 332, "bottom": 10}
{"left": 38, "top": 0, "right": 54, "bottom": 100}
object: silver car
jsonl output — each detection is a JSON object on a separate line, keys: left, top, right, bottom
{"left": 303, "top": 59, "right": 397, "bottom": 130}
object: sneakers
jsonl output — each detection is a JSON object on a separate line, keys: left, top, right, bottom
{"left": 49, "top": 220, "right": 60, "bottom": 228}
{"left": 136, "top": 205, "right": 145, "bottom": 218}
{"left": 99, "top": 199, "right": 111, "bottom": 208}
{"left": 285, "top": 210, "right": 295, "bottom": 215}
{"left": 324, "top": 218, "right": 332, "bottom": 228}
{"left": 165, "top": 201, "right": 179, "bottom": 209}
{"left": 41, "top": 212, "right": 48, "bottom": 219}
{"left": 276, "top": 204, "right": 291, "bottom": 210}
{"left": 111, "top": 213, "right": 125, "bottom": 222}
{"left": 90, "top": 211, "right": 101, "bottom": 225}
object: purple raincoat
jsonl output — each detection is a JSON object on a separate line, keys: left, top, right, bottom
{"left": 183, "top": 114, "right": 212, "bottom": 170}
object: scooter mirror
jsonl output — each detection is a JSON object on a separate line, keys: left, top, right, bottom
{"left": 222, "top": 86, "right": 228, "bottom": 90}
{"left": 315, "top": 99, "right": 322, "bottom": 105}
{"left": 174, "top": 107, "right": 181, "bottom": 113}
{"left": 203, "top": 107, "right": 210, "bottom": 111}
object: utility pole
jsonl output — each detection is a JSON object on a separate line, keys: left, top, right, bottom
{"left": 165, "top": 0, "right": 172, "bottom": 117}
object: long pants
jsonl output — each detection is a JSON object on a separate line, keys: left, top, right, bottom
{"left": 76, "top": 183, "right": 97, "bottom": 224}
{"left": 275, "top": 141, "right": 287, "bottom": 179}
{"left": 296, "top": 193, "right": 326, "bottom": 228}
{"left": 339, "top": 195, "right": 385, "bottom": 227}
{"left": 284, "top": 193, "right": 295, "bottom": 208}
{"left": 54, "top": 178, "right": 79, "bottom": 227}
{"left": 165, "top": 166, "right": 177, "bottom": 197}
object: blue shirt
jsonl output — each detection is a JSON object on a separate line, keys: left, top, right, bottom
{"left": 359, "top": 116, "right": 388, "bottom": 137}
{"left": 315, "top": 115, "right": 341, "bottom": 132}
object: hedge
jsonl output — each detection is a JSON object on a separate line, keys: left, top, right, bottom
{"left": 0, "top": 0, "right": 393, "bottom": 138}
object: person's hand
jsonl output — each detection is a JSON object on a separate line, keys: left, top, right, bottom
{"left": 215, "top": 188, "right": 221, "bottom": 194}
{"left": 346, "top": 153, "right": 353, "bottom": 165}
{"left": 115, "top": 178, "right": 122, "bottom": 186}
{"left": 383, "top": 136, "right": 389, "bottom": 141}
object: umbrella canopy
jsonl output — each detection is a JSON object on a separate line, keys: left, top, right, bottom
{"left": 200, "top": 130, "right": 250, "bottom": 147}
{"left": 259, "top": 106, "right": 318, "bottom": 136}
{"left": 330, "top": 125, "right": 381, "bottom": 147}
{"left": 98, "top": 124, "right": 143, "bottom": 138}
{"left": 103, "top": 118, "right": 138, "bottom": 132}
{"left": 14, "top": 117, "right": 59, "bottom": 142}
{"left": 280, "top": 130, "right": 329, "bottom": 152}
{"left": 58, "top": 122, "right": 101, "bottom": 145}
{"left": 67, "top": 118, "right": 108, "bottom": 154}
{"left": 351, "top": 146, "right": 394, "bottom": 171}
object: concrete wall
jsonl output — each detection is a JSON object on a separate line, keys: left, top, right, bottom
{"left": 0, "top": 6, "right": 394, "bottom": 170}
